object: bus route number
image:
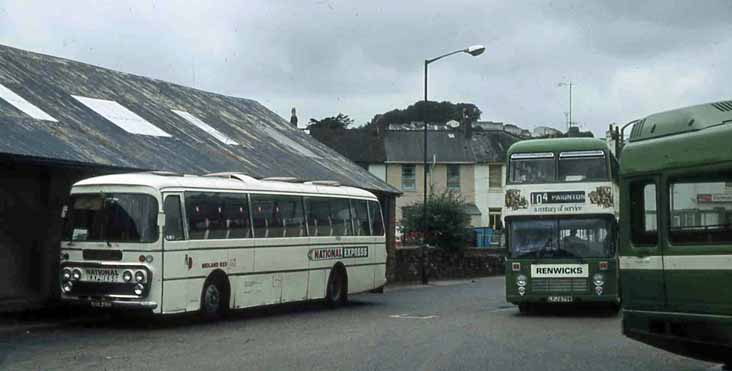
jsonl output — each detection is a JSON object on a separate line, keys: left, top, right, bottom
{"left": 532, "top": 192, "right": 548, "bottom": 205}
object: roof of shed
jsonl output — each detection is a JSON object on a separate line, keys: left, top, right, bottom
{"left": 0, "top": 44, "right": 398, "bottom": 195}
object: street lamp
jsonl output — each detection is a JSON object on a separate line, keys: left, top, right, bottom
{"left": 421, "top": 44, "right": 485, "bottom": 285}
{"left": 558, "top": 81, "right": 573, "bottom": 130}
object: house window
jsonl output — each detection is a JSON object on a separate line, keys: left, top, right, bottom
{"left": 447, "top": 165, "right": 460, "bottom": 191}
{"left": 401, "top": 165, "right": 416, "bottom": 191}
{"left": 488, "top": 208, "right": 502, "bottom": 229}
{"left": 489, "top": 165, "right": 503, "bottom": 189}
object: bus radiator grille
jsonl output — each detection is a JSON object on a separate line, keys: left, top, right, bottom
{"left": 531, "top": 278, "right": 588, "bottom": 293}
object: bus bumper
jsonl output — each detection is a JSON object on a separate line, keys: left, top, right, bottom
{"left": 63, "top": 297, "right": 158, "bottom": 310}
{"left": 622, "top": 309, "right": 732, "bottom": 364}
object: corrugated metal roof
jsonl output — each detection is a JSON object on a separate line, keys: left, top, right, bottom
{"left": 0, "top": 44, "right": 399, "bottom": 195}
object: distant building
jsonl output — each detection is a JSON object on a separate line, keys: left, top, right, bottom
{"left": 0, "top": 44, "right": 398, "bottom": 311}
{"left": 311, "top": 120, "right": 529, "bottom": 229}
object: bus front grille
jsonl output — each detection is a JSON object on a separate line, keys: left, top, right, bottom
{"left": 531, "top": 278, "right": 588, "bottom": 293}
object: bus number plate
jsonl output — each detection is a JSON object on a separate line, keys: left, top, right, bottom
{"left": 90, "top": 300, "right": 112, "bottom": 308}
{"left": 548, "top": 296, "right": 573, "bottom": 303}
{"left": 86, "top": 268, "right": 120, "bottom": 282}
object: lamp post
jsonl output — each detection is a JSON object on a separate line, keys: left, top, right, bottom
{"left": 558, "top": 81, "right": 573, "bottom": 129}
{"left": 421, "top": 44, "right": 485, "bottom": 285}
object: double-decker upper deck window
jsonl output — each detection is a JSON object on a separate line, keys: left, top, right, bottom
{"left": 509, "top": 153, "right": 555, "bottom": 184}
{"left": 64, "top": 193, "right": 159, "bottom": 243}
{"left": 670, "top": 179, "right": 732, "bottom": 244}
{"left": 558, "top": 150, "right": 608, "bottom": 182}
{"left": 401, "top": 165, "right": 416, "bottom": 191}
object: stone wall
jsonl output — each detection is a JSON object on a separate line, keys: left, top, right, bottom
{"left": 388, "top": 247, "right": 505, "bottom": 283}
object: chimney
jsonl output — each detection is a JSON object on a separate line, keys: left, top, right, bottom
{"left": 290, "top": 107, "right": 298, "bottom": 128}
{"left": 463, "top": 107, "right": 473, "bottom": 139}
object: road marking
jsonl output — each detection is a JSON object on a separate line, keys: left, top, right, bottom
{"left": 389, "top": 314, "right": 439, "bottom": 320}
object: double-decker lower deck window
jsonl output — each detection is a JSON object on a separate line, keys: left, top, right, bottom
{"left": 64, "top": 193, "right": 158, "bottom": 243}
{"left": 670, "top": 179, "right": 732, "bottom": 244}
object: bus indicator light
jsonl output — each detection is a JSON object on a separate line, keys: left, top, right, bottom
{"left": 512, "top": 262, "right": 521, "bottom": 272}
{"left": 599, "top": 261, "right": 608, "bottom": 271}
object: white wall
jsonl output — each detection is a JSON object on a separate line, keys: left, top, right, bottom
{"left": 474, "top": 163, "right": 505, "bottom": 227}
{"left": 368, "top": 164, "right": 386, "bottom": 182}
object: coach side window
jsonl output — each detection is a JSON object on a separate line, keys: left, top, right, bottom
{"left": 222, "top": 193, "right": 251, "bottom": 239}
{"left": 331, "top": 198, "right": 353, "bottom": 236}
{"left": 163, "top": 195, "right": 185, "bottom": 241}
{"left": 351, "top": 199, "right": 370, "bottom": 236}
{"left": 185, "top": 192, "right": 224, "bottom": 240}
{"left": 669, "top": 178, "right": 732, "bottom": 244}
{"left": 306, "top": 197, "right": 332, "bottom": 236}
{"left": 368, "top": 200, "right": 385, "bottom": 236}
{"left": 276, "top": 196, "right": 305, "bottom": 237}
{"left": 251, "top": 195, "right": 273, "bottom": 238}
{"left": 629, "top": 182, "right": 657, "bottom": 245}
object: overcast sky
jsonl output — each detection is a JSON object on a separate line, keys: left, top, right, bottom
{"left": 1, "top": 0, "right": 731, "bottom": 136}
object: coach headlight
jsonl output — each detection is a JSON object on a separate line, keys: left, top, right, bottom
{"left": 71, "top": 269, "right": 82, "bottom": 281}
{"left": 134, "top": 283, "right": 144, "bottom": 296}
{"left": 592, "top": 273, "right": 605, "bottom": 287}
{"left": 517, "top": 286, "right": 526, "bottom": 296}
{"left": 516, "top": 274, "right": 528, "bottom": 287}
{"left": 123, "top": 271, "right": 133, "bottom": 282}
{"left": 62, "top": 281, "right": 73, "bottom": 293}
{"left": 62, "top": 269, "right": 72, "bottom": 281}
{"left": 595, "top": 286, "right": 604, "bottom": 296}
{"left": 134, "top": 271, "right": 145, "bottom": 283}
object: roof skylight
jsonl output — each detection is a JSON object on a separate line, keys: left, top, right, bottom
{"left": 72, "top": 96, "right": 171, "bottom": 137}
{"left": 0, "top": 83, "right": 58, "bottom": 122}
{"left": 171, "top": 109, "right": 238, "bottom": 145}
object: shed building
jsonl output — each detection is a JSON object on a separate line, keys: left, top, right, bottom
{"left": 0, "top": 45, "right": 399, "bottom": 311}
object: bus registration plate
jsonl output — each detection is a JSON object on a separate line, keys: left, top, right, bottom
{"left": 548, "top": 296, "right": 573, "bottom": 303}
{"left": 86, "top": 268, "right": 120, "bottom": 282}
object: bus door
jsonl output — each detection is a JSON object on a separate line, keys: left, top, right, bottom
{"left": 160, "top": 193, "right": 191, "bottom": 313}
{"left": 663, "top": 175, "right": 732, "bottom": 315}
{"left": 621, "top": 179, "right": 665, "bottom": 311}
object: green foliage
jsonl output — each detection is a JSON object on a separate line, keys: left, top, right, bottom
{"left": 308, "top": 113, "right": 354, "bottom": 130}
{"left": 400, "top": 191, "right": 471, "bottom": 251}
{"left": 367, "top": 100, "right": 481, "bottom": 129}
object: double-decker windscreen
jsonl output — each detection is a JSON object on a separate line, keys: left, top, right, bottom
{"left": 63, "top": 193, "right": 159, "bottom": 243}
{"left": 510, "top": 217, "right": 615, "bottom": 259}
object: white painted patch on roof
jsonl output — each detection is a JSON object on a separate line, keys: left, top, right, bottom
{"left": 262, "top": 126, "right": 320, "bottom": 158}
{"left": 72, "top": 96, "right": 171, "bottom": 137}
{"left": 0, "top": 83, "right": 58, "bottom": 122}
{"left": 171, "top": 109, "right": 238, "bottom": 145}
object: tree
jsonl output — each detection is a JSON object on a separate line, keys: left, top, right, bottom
{"left": 308, "top": 113, "right": 354, "bottom": 130}
{"left": 366, "top": 100, "right": 481, "bottom": 129}
{"left": 400, "top": 191, "right": 471, "bottom": 251}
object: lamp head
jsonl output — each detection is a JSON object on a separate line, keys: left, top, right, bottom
{"left": 466, "top": 45, "right": 486, "bottom": 56}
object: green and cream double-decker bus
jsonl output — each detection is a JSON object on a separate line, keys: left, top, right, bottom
{"left": 504, "top": 138, "right": 620, "bottom": 313}
{"left": 619, "top": 100, "right": 732, "bottom": 364}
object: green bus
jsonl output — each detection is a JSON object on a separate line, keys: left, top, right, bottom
{"left": 504, "top": 138, "right": 620, "bottom": 313}
{"left": 619, "top": 100, "right": 732, "bottom": 364}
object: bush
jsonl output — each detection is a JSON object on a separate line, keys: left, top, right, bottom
{"left": 400, "top": 191, "right": 471, "bottom": 251}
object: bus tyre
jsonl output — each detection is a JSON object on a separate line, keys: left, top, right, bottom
{"left": 200, "top": 278, "right": 226, "bottom": 320}
{"left": 518, "top": 304, "right": 531, "bottom": 314}
{"left": 325, "top": 268, "right": 347, "bottom": 308}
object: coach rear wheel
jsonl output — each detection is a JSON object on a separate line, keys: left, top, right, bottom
{"left": 200, "top": 279, "right": 226, "bottom": 320}
{"left": 325, "top": 268, "right": 348, "bottom": 308}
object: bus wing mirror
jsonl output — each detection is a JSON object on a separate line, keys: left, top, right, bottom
{"left": 157, "top": 212, "right": 166, "bottom": 228}
{"left": 60, "top": 205, "right": 69, "bottom": 219}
